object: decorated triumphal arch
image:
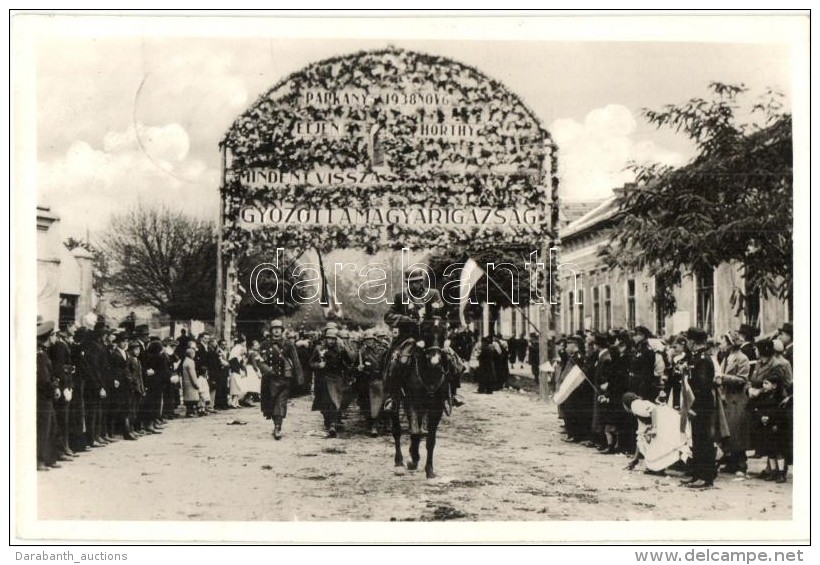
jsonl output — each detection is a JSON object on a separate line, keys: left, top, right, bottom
{"left": 216, "top": 47, "right": 559, "bottom": 352}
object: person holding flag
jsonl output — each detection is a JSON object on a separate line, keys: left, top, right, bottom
{"left": 553, "top": 335, "right": 591, "bottom": 443}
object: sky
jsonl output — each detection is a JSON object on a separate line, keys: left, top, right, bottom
{"left": 30, "top": 17, "right": 797, "bottom": 240}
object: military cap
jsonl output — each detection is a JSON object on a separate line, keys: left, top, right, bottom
{"left": 363, "top": 329, "right": 376, "bottom": 340}
{"left": 685, "top": 327, "right": 708, "bottom": 342}
{"left": 37, "top": 320, "right": 55, "bottom": 338}
{"left": 270, "top": 320, "right": 284, "bottom": 329}
{"left": 338, "top": 329, "right": 350, "bottom": 339}
{"left": 324, "top": 328, "right": 339, "bottom": 338}
{"left": 405, "top": 268, "right": 427, "bottom": 282}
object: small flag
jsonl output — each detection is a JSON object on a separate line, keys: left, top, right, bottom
{"left": 553, "top": 363, "right": 587, "bottom": 405}
{"left": 458, "top": 258, "right": 484, "bottom": 327}
{"left": 316, "top": 249, "right": 343, "bottom": 320}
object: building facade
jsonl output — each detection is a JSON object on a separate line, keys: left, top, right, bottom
{"left": 556, "top": 187, "right": 790, "bottom": 338}
{"left": 37, "top": 205, "right": 95, "bottom": 328}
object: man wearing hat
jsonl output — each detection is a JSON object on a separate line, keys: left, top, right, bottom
{"left": 738, "top": 323, "right": 760, "bottom": 381}
{"left": 382, "top": 267, "right": 446, "bottom": 411}
{"left": 49, "top": 326, "right": 76, "bottom": 460}
{"left": 682, "top": 326, "right": 717, "bottom": 488}
{"left": 37, "top": 320, "right": 60, "bottom": 470}
{"left": 557, "top": 335, "right": 588, "bottom": 443}
{"left": 629, "top": 326, "right": 657, "bottom": 401}
{"left": 355, "top": 328, "right": 389, "bottom": 436}
{"left": 109, "top": 333, "right": 137, "bottom": 440}
{"left": 310, "top": 327, "right": 354, "bottom": 437}
{"left": 259, "top": 320, "right": 303, "bottom": 440}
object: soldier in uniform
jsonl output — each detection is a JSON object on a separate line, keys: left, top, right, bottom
{"left": 629, "top": 326, "right": 657, "bottom": 401}
{"left": 259, "top": 320, "right": 303, "bottom": 440}
{"left": 382, "top": 268, "right": 446, "bottom": 412}
{"left": 37, "top": 320, "right": 60, "bottom": 470}
{"left": 310, "top": 327, "right": 354, "bottom": 437}
{"left": 49, "top": 327, "right": 75, "bottom": 460}
{"left": 356, "top": 329, "right": 389, "bottom": 436}
{"left": 681, "top": 326, "right": 718, "bottom": 489}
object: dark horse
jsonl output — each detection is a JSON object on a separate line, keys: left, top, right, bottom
{"left": 390, "top": 317, "right": 451, "bottom": 479}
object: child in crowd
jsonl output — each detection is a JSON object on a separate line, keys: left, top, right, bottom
{"left": 753, "top": 372, "right": 789, "bottom": 483}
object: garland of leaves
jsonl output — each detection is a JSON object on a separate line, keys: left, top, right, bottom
{"left": 220, "top": 47, "right": 557, "bottom": 256}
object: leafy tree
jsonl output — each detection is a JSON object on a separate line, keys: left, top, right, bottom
{"left": 605, "top": 82, "right": 792, "bottom": 314}
{"left": 64, "top": 236, "right": 110, "bottom": 296}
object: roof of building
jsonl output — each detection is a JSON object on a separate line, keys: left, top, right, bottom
{"left": 560, "top": 196, "right": 621, "bottom": 240}
{"left": 559, "top": 200, "right": 606, "bottom": 226}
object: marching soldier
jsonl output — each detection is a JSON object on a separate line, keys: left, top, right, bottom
{"left": 310, "top": 327, "right": 354, "bottom": 437}
{"left": 259, "top": 320, "right": 303, "bottom": 440}
{"left": 356, "top": 329, "right": 388, "bottom": 436}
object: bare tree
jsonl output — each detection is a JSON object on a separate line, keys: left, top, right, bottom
{"left": 101, "top": 205, "right": 217, "bottom": 321}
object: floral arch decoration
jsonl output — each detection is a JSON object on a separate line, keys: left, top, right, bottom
{"left": 220, "top": 47, "right": 559, "bottom": 255}
{"left": 216, "top": 47, "right": 560, "bottom": 332}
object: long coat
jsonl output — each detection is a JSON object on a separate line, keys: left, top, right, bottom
{"left": 688, "top": 346, "right": 717, "bottom": 482}
{"left": 310, "top": 342, "right": 353, "bottom": 412}
{"left": 600, "top": 347, "right": 629, "bottom": 426}
{"left": 475, "top": 342, "right": 496, "bottom": 394}
{"left": 719, "top": 349, "right": 751, "bottom": 452}
{"left": 181, "top": 357, "right": 200, "bottom": 402}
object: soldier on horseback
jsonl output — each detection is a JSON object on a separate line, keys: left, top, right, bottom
{"left": 382, "top": 267, "right": 452, "bottom": 412}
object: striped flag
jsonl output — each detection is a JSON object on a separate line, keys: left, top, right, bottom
{"left": 458, "top": 258, "right": 484, "bottom": 327}
{"left": 553, "top": 363, "right": 588, "bottom": 405}
{"left": 316, "top": 249, "right": 343, "bottom": 320}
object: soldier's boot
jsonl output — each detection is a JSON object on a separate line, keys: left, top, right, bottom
{"left": 273, "top": 417, "right": 283, "bottom": 440}
{"left": 383, "top": 356, "right": 405, "bottom": 413}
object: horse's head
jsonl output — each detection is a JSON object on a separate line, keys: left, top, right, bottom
{"left": 409, "top": 318, "right": 450, "bottom": 398}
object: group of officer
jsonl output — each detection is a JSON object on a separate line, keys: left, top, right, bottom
{"left": 35, "top": 316, "right": 184, "bottom": 471}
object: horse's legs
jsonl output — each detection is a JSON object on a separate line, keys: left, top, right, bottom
{"left": 425, "top": 411, "right": 442, "bottom": 479}
{"left": 391, "top": 409, "right": 403, "bottom": 467}
{"left": 407, "top": 434, "right": 421, "bottom": 470}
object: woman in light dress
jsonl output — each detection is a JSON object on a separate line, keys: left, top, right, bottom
{"left": 243, "top": 340, "right": 263, "bottom": 397}
{"left": 228, "top": 336, "right": 248, "bottom": 408}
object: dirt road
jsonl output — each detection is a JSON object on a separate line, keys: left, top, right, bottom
{"left": 38, "top": 375, "right": 791, "bottom": 522}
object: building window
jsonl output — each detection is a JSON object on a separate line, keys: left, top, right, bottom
{"left": 593, "top": 286, "right": 601, "bottom": 331}
{"left": 627, "top": 279, "right": 636, "bottom": 330}
{"left": 568, "top": 290, "right": 575, "bottom": 334}
{"left": 604, "top": 284, "right": 612, "bottom": 330}
{"left": 59, "top": 294, "right": 78, "bottom": 329}
{"left": 654, "top": 278, "right": 667, "bottom": 337}
{"left": 578, "top": 289, "right": 585, "bottom": 332}
{"left": 696, "top": 267, "right": 715, "bottom": 336}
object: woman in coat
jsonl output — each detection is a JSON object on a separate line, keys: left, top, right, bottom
{"left": 717, "top": 333, "right": 751, "bottom": 475}
{"left": 181, "top": 347, "right": 201, "bottom": 417}
{"left": 475, "top": 337, "right": 496, "bottom": 394}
